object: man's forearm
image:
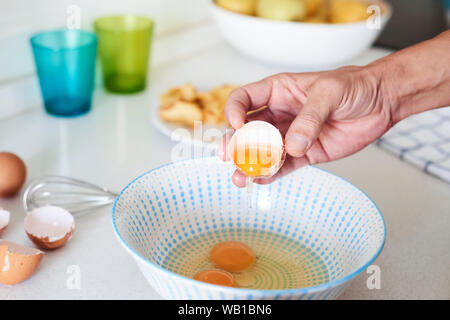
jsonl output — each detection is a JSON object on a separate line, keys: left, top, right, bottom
{"left": 368, "top": 30, "right": 450, "bottom": 124}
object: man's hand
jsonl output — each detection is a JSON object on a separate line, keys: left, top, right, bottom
{"left": 220, "top": 31, "right": 450, "bottom": 188}
{"left": 219, "top": 67, "right": 393, "bottom": 187}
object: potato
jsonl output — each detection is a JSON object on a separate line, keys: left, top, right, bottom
{"left": 329, "top": 0, "right": 369, "bottom": 23}
{"left": 304, "top": 0, "right": 324, "bottom": 17}
{"left": 304, "top": 1, "right": 328, "bottom": 23}
{"left": 216, "top": 0, "right": 257, "bottom": 15}
{"left": 257, "top": 0, "right": 306, "bottom": 21}
{"left": 304, "top": 14, "right": 328, "bottom": 23}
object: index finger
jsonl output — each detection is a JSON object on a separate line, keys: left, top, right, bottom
{"left": 225, "top": 79, "right": 272, "bottom": 129}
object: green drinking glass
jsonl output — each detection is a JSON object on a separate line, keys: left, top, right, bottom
{"left": 94, "top": 15, "right": 154, "bottom": 93}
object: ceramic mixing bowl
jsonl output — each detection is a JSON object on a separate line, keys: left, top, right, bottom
{"left": 112, "top": 158, "right": 385, "bottom": 299}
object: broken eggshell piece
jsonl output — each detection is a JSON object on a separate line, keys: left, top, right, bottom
{"left": 0, "top": 240, "right": 44, "bottom": 285}
{"left": 228, "top": 120, "right": 286, "bottom": 178}
{"left": 24, "top": 206, "right": 75, "bottom": 249}
{"left": 0, "top": 208, "right": 10, "bottom": 234}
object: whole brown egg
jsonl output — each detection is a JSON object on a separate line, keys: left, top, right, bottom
{"left": 0, "top": 152, "right": 27, "bottom": 198}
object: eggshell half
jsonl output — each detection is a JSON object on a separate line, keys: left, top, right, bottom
{"left": 24, "top": 206, "right": 75, "bottom": 250}
{"left": 228, "top": 120, "right": 286, "bottom": 177}
{"left": 0, "top": 208, "right": 10, "bottom": 234}
{"left": 0, "top": 240, "right": 44, "bottom": 285}
{"left": 229, "top": 121, "right": 284, "bottom": 150}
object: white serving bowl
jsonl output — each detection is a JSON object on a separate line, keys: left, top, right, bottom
{"left": 112, "top": 158, "right": 385, "bottom": 300}
{"left": 210, "top": 0, "right": 392, "bottom": 69}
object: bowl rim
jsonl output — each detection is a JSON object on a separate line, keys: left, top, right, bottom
{"left": 209, "top": 0, "right": 393, "bottom": 29}
{"left": 111, "top": 157, "right": 386, "bottom": 296}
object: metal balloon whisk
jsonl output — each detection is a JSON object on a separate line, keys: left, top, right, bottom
{"left": 23, "top": 175, "right": 118, "bottom": 217}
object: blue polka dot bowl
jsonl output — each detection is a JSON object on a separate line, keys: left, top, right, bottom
{"left": 112, "top": 158, "right": 385, "bottom": 300}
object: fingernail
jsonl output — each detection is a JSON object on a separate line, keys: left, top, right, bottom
{"left": 286, "top": 134, "right": 309, "bottom": 156}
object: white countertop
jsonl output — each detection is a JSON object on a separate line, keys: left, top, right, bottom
{"left": 0, "top": 25, "right": 449, "bottom": 300}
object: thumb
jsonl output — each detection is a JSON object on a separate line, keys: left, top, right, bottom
{"left": 285, "top": 88, "right": 334, "bottom": 157}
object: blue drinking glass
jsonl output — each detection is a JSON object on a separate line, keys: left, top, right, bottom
{"left": 30, "top": 29, "right": 97, "bottom": 117}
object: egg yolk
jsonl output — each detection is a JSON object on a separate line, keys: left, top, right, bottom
{"left": 194, "top": 269, "right": 236, "bottom": 287}
{"left": 210, "top": 241, "right": 256, "bottom": 272}
{"left": 232, "top": 145, "right": 281, "bottom": 177}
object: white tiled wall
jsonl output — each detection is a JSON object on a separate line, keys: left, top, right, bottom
{"left": 0, "top": 0, "right": 211, "bottom": 119}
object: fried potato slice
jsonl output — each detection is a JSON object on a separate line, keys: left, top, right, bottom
{"left": 159, "top": 101, "right": 203, "bottom": 127}
{"left": 159, "top": 83, "right": 238, "bottom": 126}
{"left": 198, "top": 92, "right": 220, "bottom": 112}
{"left": 198, "top": 92, "right": 223, "bottom": 125}
{"left": 200, "top": 85, "right": 237, "bottom": 125}
{"left": 203, "top": 110, "right": 225, "bottom": 125}
{"left": 159, "top": 83, "right": 198, "bottom": 106}
{"left": 211, "top": 84, "right": 237, "bottom": 102}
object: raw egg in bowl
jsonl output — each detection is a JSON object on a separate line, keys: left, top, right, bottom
{"left": 112, "top": 157, "right": 385, "bottom": 299}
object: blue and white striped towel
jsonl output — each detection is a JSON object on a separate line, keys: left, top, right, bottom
{"left": 377, "top": 107, "right": 450, "bottom": 183}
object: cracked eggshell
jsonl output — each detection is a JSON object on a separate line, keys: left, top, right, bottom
{"left": 24, "top": 206, "right": 75, "bottom": 250}
{"left": 228, "top": 120, "right": 286, "bottom": 177}
{"left": 0, "top": 240, "right": 44, "bottom": 285}
{"left": 0, "top": 208, "right": 10, "bottom": 234}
